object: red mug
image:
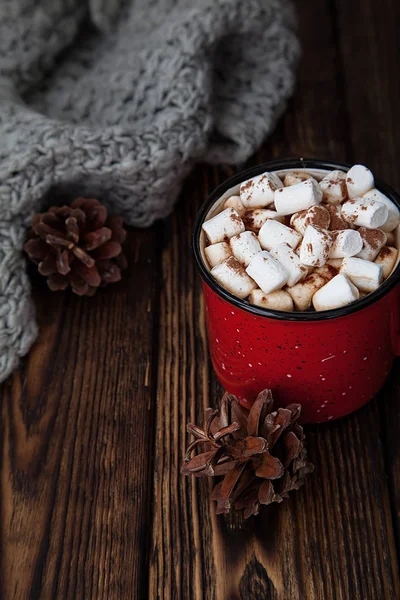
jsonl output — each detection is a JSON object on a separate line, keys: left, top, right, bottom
{"left": 193, "top": 159, "right": 400, "bottom": 424}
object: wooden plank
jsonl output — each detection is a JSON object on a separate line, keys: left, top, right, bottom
{"left": 0, "top": 228, "right": 160, "bottom": 599}
{"left": 334, "top": 0, "right": 400, "bottom": 186}
{"left": 148, "top": 0, "right": 400, "bottom": 598}
{"left": 334, "top": 0, "right": 400, "bottom": 545}
{"left": 148, "top": 165, "right": 213, "bottom": 600}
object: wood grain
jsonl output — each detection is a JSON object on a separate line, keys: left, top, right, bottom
{"left": 1, "top": 0, "right": 400, "bottom": 598}
{"left": 148, "top": 0, "right": 400, "bottom": 598}
{"left": 0, "top": 228, "right": 160, "bottom": 599}
{"left": 334, "top": 0, "right": 400, "bottom": 545}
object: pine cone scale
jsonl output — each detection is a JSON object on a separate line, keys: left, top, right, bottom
{"left": 25, "top": 198, "right": 127, "bottom": 295}
{"left": 228, "top": 436, "right": 267, "bottom": 459}
{"left": 84, "top": 227, "right": 112, "bottom": 250}
{"left": 182, "top": 389, "right": 314, "bottom": 518}
{"left": 254, "top": 453, "right": 284, "bottom": 480}
{"left": 56, "top": 250, "right": 70, "bottom": 275}
{"left": 72, "top": 246, "right": 95, "bottom": 267}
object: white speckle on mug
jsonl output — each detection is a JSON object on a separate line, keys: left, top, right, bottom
{"left": 343, "top": 350, "right": 347, "bottom": 354}
{"left": 363, "top": 356, "right": 368, "bottom": 361}
{"left": 287, "top": 374, "right": 292, "bottom": 378}
{"left": 249, "top": 363, "right": 253, "bottom": 367}
{"left": 328, "top": 416, "right": 333, "bottom": 420}
{"left": 321, "top": 355, "right": 336, "bottom": 362}
{"left": 342, "top": 392, "right": 346, "bottom": 396}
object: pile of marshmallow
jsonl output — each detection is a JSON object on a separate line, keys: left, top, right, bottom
{"left": 202, "top": 165, "right": 400, "bottom": 312}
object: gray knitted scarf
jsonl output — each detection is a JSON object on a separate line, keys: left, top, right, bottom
{"left": 0, "top": 0, "right": 299, "bottom": 381}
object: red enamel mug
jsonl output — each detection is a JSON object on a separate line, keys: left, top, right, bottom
{"left": 193, "top": 159, "right": 400, "bottom": 424}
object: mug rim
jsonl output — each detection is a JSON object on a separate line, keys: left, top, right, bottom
{"left": 192, "top": 158, "right": 400, "bottom": 322}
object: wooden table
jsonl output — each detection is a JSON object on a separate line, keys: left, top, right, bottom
{"left": 1, "top": 0, "right": 400, "bottom": 598}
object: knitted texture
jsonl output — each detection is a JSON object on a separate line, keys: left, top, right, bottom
{"left": 0, "top": 0, "right": 300, "bottom": 381}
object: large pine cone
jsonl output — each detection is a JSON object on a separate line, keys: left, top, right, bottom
{"left": 182, "top": 390, "right": 314, "bottom": 519}
{"left": 24, "top": 198, "right": 127, "bottom": 296}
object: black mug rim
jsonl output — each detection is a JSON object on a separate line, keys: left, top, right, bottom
{"left": 192, "top": 158, "right": 400, "bottom": 322}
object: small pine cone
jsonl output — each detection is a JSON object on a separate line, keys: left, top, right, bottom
{"left": 24, "top": 198, "right": 128, "bottom": 296}
{"left": 182, "top": 390, "right": 314, "bottom": 519}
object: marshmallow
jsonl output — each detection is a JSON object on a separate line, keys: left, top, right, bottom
{"left": 329, "top": 230, "right": 363, "bottom": 258}
{"left": 204, "top": 242, "right": 232, "bottom": 268}
{"left": 224, "top": 195, "right": 246, "bottom": 217}
{"left": 374, "top": 246, "right": 399, "bottom": 279}
{"left": 258, "top": 219, "right": 302, "bottom": 251}
{"left": 326, "top": 258, "right": 343, "bottom": 269}
{"left": 274, "top": 179, "right": 323, "bottom": 216}
{"left": 346, "top": 164, "right": 374, "bottom": 198}
{"left": 319, "top": 170, "right": 348, "bottom": 204}
{"left": 283, "top": 171, "right": 318, "bottom": 187}
{"left": 246, "top": 251, "right": 289, "bottom": 294}
{"left": 312, "top": 274, "right": 359, "bottom": 311}
{"left": 230, "top": 231, "right": 261, "bottom": 267}
{"left": 290, "top": 205, "right": 330, "bottom": 236}
{"left": 202, "top": 208, "right": 245, "bottom": 244}
{"left": 356, "top": 227, "right": 387, "bottom": 261}
{"left": 249, "top": 289, "right": 294, "bottom": 312}
{"left": 240, "top": 172, "right": 283, "bottom": 208}
{"left": 363, "top": 189, "right": 400, "bottom": 232}
{"left": 341, "top": 198, "right": 388, "bottom": 229}
{"left": 286, "top": 267, "right": 336, "bottom": 311}
{"left": 299, "top": 225, "right": 332, "bottom": 266}
{"left": 314, "top": 264, "right": 340, "bottom": 280}
{"left": 340, "top": 257, "right": 383, "bottom": 292}
{"left": 325, "top": 203, "right": 350, "bottom": 230}
{"left": 243, "top": 209, "right": 285, "bottom": 232}
{"left": 211, "top": 257, "right": 256, "bottom": 298}
{"left": 270, "top": 243, "right": 308, "bottom": 287}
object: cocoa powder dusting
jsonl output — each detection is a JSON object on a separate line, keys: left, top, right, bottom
{"left": 307, "top": 205, "right": 330, "bottom": 229}
{"left": 359, "top": 227, "right": 386, "bottom": 250}
{"left": 327, "top": 204, "right": 348, "bottom": 230}
{"left": 241, "top": 180, "right": 254, "bottom": 192}
{"left": 325, "top": 264, "right": 338, "bottom": 278}
{"left": 243, "top": 211, "right": 256, "bottom": 230}
{"left": 378, "top": 246, "right": 392, "bottom": 259}
{"left": 230, "top": 213, "right": 243, "bottom": 224}
{"left": 226, "top": 256, "right": 244, "bottom": 273}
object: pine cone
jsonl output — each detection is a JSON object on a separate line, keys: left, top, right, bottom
{"left": 182, "top": 390, "right": 314, "bottom": 519}
{"left": 24, "top": 198, "right": 127, "bottom": 296}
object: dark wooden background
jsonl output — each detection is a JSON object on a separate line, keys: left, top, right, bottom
{"left": 1, "top": 0, "right": 400, "bottom": 598}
